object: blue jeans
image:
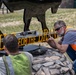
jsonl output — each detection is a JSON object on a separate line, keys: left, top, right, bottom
{"left": 66, "top": 45, "right": 76, "bottom": 61}
{"left": 73, "top": 60, "right": 76, "bottom": 73}
{"left": 66, "top": 45, "right": 76, "bottom": 73}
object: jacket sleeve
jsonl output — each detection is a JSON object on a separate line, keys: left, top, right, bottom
{"left": 24, "top": 52, "right": 33, "bottom": 64}
{"left": 0, "top": 57, "right": 6, "bottom": 75}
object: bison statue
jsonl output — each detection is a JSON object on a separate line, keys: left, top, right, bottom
{"left": 0, "top": 0, "right": 62, "bottom": 32}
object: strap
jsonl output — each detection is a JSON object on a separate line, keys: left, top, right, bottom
{"left": 3, "top": 56, "right": 10, "bottom": 75}
{"left": 3, "top": 56, "right": 15, "bottom": 75}
{"left": 70, "top": 44, "right": 76, "bottom": 51}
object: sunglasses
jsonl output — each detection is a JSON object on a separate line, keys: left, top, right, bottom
{"left": 55, "top": 26, "right": 63, "bottom": 31}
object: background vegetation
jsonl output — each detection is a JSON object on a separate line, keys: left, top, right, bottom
{"left": 0, "top": 8, "right": 76, "bottom": 34}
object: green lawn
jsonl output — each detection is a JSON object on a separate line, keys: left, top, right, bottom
{"left": 0, "top": 8, "right": 76, "bottom": 34}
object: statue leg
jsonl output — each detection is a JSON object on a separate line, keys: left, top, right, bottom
{"left": 37, "top": 14, "right": 49, "bottom": 32}
{"left": 0, "top": 2, "right": 2, "bottom": 7}
{"left": 51, "top": 4, "right": 59, "bottom": 13}
{"left": 23, "top": 9, "right": 31, "bottom": 31}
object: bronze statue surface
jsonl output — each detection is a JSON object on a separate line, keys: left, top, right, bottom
{"left": 0, "top": 0, "right": 62, "bottom": 32}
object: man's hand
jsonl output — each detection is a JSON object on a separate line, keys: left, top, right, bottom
{"left": 47, "top": 35, "right": 57, "bottom": 49}
{"left": 47, "top": 35, "right": 54, "bottom": 42}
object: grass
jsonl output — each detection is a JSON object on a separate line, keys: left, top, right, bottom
{"left": 0, "top": 8, "right": 76, "bottom": 34}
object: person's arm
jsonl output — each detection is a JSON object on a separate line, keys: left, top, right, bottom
{"left": 0, "top": 57, "right": 6, "bottom": 75}
{"left": 24, "top": 52, "right": 33, "bottom": 63}
{"left": 54, "top": 40, "right": 68, "bottom": 53}
{"left": 47, "top": 36, "right": 68, "bottom": 53}
{"left": 47, "top": 37, "right": 57, "bottom": 49}
{"left": 24, "top": 52, "right": 33, "bottom": 75}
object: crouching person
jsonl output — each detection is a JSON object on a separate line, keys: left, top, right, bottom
{"left": 0, "top": 34, "right": 33, "bottom": 75}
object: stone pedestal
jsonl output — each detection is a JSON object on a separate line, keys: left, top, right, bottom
{"left": 32, "top": 48, "right": 75, "bottom": 75}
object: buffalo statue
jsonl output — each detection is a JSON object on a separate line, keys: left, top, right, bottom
{"left": 0, "top": 0, "right": 62, "bottom": 32}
